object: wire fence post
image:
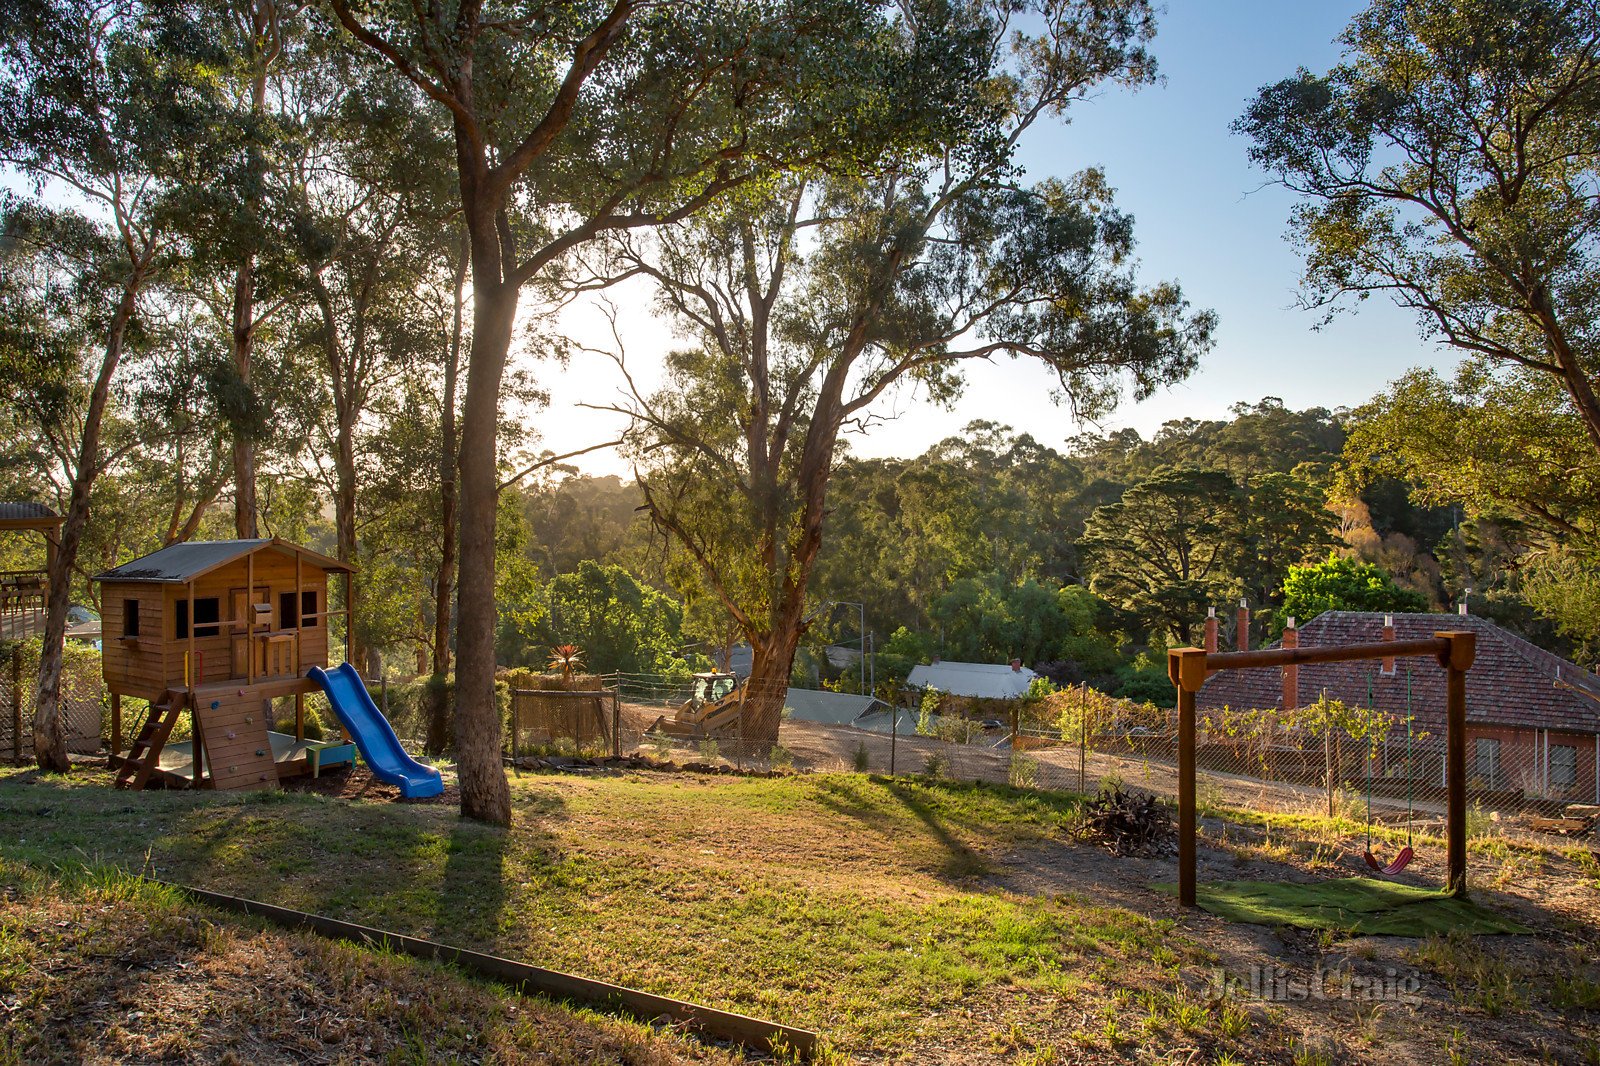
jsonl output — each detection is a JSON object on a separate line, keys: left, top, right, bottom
{"left": 889, "top": 700, "right": 897, "bottom": 776}
{"left": 10, "top": 645, "right": 21, "bottom": 762}
{"left": 1325, "top": 727, "right": 1335, "bottom": 818}
{"left": 611, "top": 689, "right": 621, "bottom": 759}
{"left": 1075, "top": 710, "right": 1088, "bottom": 793}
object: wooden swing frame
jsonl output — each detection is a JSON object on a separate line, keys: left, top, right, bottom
{"left": 1167, "top": 630, "right": 1477, "bottom": 906}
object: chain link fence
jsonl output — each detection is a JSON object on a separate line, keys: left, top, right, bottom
{"left": 0, "top": 643, "right": 106, "bottom": 761}
{"left": 588, "top": 673, "right": 1599, "bottom": 846}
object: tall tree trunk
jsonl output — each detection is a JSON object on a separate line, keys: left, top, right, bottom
{"left": 231, "top": 7, "right": 276, "bottom": 539}
{"left": 454, "top": 257, "right": 517, "bottom": 824}
{"left": 334, "top": 407, "right": 359, "bottom": 669}
{"left": 33, "top": 289, "right": 133, "bottom": 770}
{"left": 425, "top": 237, "right": 467, "bottom": 756}
{"left": 231, "top": 257, "right": 259, "bottom": 538}
{"left": 741, "top": 621, "right": 803, "bottom": 760}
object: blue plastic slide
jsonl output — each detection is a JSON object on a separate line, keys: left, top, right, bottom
{"left": 309, "top": 662, "right": 444, "bottom": 798}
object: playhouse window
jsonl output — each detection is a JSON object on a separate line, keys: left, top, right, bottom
{"left": 123, "top": 599, "right": 139, "bottom": 638}
{"left": 176, "top": 597, "right": 220, "bottom": 639}
{"left": 279, "top": 591, "right": 299, "bottom": 630}
{"left": 301, "top": 589, "right": 318, "bottom": 627}
{"left": 1551, "top": 744, "right": 1577, "bottom": 791}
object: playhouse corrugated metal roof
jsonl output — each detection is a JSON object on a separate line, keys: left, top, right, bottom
{"left": 93, "top": 538, "right": 353, "bottom": 584}
{"left": 1198, "top": 611, "right": 1600, "bottom": 735}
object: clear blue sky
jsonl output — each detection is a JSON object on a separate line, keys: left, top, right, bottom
{"left": 542, "top": 0, "right": 1455, "bottom": 476}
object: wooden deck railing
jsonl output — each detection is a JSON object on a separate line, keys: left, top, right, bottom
{"left": 0, "top": 570, "right": 46, "bottom": 618}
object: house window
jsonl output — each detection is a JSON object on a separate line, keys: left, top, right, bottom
{"left": 1475, "top": 737, "right": 1501, "bottom": 789}
{"left": 279, "top": 591, "right": 299, "bottom": 630}
{"left": 175, "top": 597, "right": 221, "bottom": 639}
{"left": 1551, "top": 744, "right": 1578, "bottom": 791}
{"left": 301, "top": 589, "right": 318, "bottom": 627}
{"left": 123, "top": 599, "right": 139, "bottom": 638}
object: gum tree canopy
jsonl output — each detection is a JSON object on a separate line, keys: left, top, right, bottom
{"left": 1238, "top": 0, "right": 1600, "bottom": 454}
{"left": 325, "top": 0, "right": 988, "bottom": 823}
{"left": 597, "top": 0, "right": 1214, "bottom": 757}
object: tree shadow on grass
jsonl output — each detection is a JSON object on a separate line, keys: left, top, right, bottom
{"left": 806, "top": 775, "right": 995, "bottom": 882}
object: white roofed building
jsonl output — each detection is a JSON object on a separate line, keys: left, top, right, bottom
{"left": 906, "top": 659, "right": 1038, "bottom": 700}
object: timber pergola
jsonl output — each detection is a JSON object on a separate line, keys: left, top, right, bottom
{"left": 1167, "top": 630, "right": 1477, "bottom": 907}
{"left": 0, "top": 502, "right": 63, "bottom": 638}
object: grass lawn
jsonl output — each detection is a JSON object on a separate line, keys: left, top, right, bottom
{"left": 0, "top": 765, "right": 1273, "bottom": 1063}
{"left": 4, "top": 764, "right": 1598, "bottom": 1063}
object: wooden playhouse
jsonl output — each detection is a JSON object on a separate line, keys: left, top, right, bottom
{"left": 95, "top": 538, "right": 356, "bottom": 791}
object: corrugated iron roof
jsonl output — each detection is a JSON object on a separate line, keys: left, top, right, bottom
{"left": 781, "top": 687, "right": 883, "bottom": 725}
{"left": 907, "top": 661, "right": 1038, "bottom": 699}
{"left": 0, "top": 501, "right": 60, "bottom": 521}
{"left": 1199, "top": 611, "right": 1600, "bottom": 735}
{"left": 93, "top": 538, "right": 353, "bottom": 583}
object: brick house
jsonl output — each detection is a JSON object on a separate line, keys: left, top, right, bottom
{"left": 1197, "top": 611, "right": 1600, "bottom": 805}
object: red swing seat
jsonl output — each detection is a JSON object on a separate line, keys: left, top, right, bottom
{"left": 1364, "top": 845, "right": 1414, "bottom": 876}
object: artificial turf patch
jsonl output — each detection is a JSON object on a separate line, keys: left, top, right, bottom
{"left": 1153, "top": 878, "right": 1530, "bottom": 936}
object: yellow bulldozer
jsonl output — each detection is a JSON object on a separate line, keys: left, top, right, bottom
{"left": 648, "top": 672, "right": 747, "bottom": 738}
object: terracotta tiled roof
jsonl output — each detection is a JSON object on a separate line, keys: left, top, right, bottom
{"left": 1198, "top": 612, "right": 1600, "bottom": 736}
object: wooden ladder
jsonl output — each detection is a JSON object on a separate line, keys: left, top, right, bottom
{"left": 115, "top": 690, "right": 185, "bottom": 790}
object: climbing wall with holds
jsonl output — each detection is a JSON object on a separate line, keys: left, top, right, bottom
{"left": 196, "top": 690, "right": 278, "bottom": 791}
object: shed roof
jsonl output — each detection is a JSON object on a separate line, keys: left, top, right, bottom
{"left": 1199, "top": 611, "right": 1600, "bottom": 735}
{"left": 0, "top": 501, "right": 62, "bottom": 529}
{"left": 781, "top": 687, "right": 883, "bottom": 725}
{"left": 93, "top": 538, "right": 353, "bottom": 584}
{"left": 907, "top": 660, "right": 1038, "bottom": 699}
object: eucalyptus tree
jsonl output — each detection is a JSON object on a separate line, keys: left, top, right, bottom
{"left": 325, "top": 0, "right": 988, "bottom": 823}
{"left": 603, "top": 0, "right": 1213, "bottom": 753}
{"left": 274, "top": 50, "right": 461, "bottom": 672}
{"left": 0, "top": 0, "right": 219, "bottom": 769}
{"left": 1238, "top": 0, "right": 1600, "bottom": 455}
{"left": 1345, "top": 364, "right": 1600, "bottom": 551}
{"left": 123, "top": 311, "right": 235, "bottom": 546}
{"left": 158, "top": 0, "right": 311, "bottom": 538}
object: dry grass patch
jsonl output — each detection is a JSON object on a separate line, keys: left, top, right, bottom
{"left": 0, "top": 860, "right": 739, "bottom": 1065}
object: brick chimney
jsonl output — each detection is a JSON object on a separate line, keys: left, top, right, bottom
{"left": 1236, "top": 597, "right": 1249, "bottom": 652}
{"left": 1282, "top": 616, "right": 1300, "bottom": 710}
{"left": 1204, "top": 607, "right": 1218, "bottom": 653}
{"left": 1381, "top": 613, "right": 1395, "bottom": 676}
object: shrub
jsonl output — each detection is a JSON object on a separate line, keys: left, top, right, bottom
{"left": 646, "top": 731, "right": 673, "bottom": 760}
{"left": 852, "top": 741, "right": 871, "bottom": 772}
{"left": 769, "top": 744, "right": 794, "bottom": 771}
{"left": 698, "top": 738, "right": 721, "bottom": 764}
{"left": 273, "top": 703, "right": 327, "bottom": 741}
{"left": 922, "top": 750, "right": 947, "bottom": 779}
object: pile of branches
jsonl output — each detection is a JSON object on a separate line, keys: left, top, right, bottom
{"left": 1072, "top": 785, "right": 1171, "bottom": 857}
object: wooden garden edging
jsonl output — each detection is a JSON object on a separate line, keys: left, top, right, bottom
{"left": 155, "top": 879, "right": 818, "bottom": 1059}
